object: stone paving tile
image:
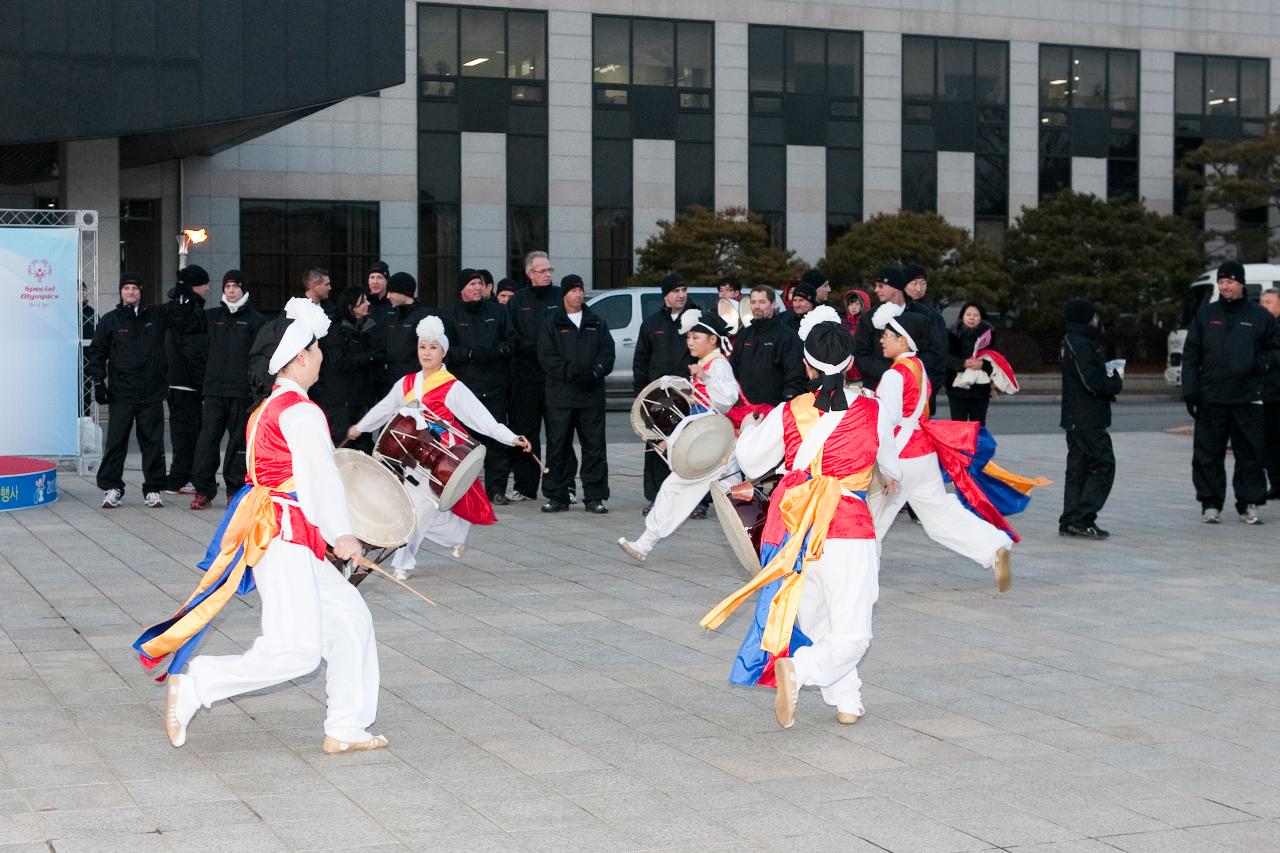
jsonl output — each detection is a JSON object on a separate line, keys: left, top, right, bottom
{"left": 4, "top": 432, "right": 1280, "bottom": 850}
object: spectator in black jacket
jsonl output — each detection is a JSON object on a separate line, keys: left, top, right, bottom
{"left": 189, "top": 271, "right": 267, "bottom": 509}
{"left": 537, "top": 275, "right": 615, "bottom": 514}
{"left": 1261, "top": 288, "right": 1280, "bottom": 499}
{"left": 302, "top": 267, "right": 334, "bottom": 317}
{"left": 507, "top": 251, "right": 562, "bottom": 501}
{"left": 633, "top": 273, "right": 692, "bottom": 508}
{"left": 495, "top": 278, "right": 518, "bottom": 306}
{"left": 730, "top": 284, "right": 806, "bottom": 405}
{"left": 88, "top": 273, "right": 198, "bottom": 509}
{"left": 782, "top": 279, "right": 818, "bottom": 334}
{"left": 381, "top": 271, "right": 434, "bottom": 391}
{"left": 853, "top": 267, "right": 945, "bottom": 393}
{"left": 946, "top": 302, "right": 997, "bottom": 425}
{"left": 1182, "top": 261, "right": 1280, "bottom": 524}
{"left": 1058, "top": 298, "right": 1123, "bottom": 539}
{"left": 444, "top": 269, "right": 516, "bottom": 503}
{"left": 903, "top": 263, "right": 950, "bottom": 412}
{"left": 315, "top": 286, "right": 378, "bottom": 448}
{"left": 163, "top": 264, "right": 210, "bottom": 494}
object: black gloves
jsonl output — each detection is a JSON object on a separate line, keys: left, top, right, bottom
{"left": 94, "top": 384, "right": 109, "bottom": 405}
{"left": 1184, "top": 398, "right": 1198, "bottom": 419}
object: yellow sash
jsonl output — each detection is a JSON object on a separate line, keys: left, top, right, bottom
{"left": 404, "top": 368, "right": 456, "bottom": 404}
{"left": 894, "top": 354, "right": 930, "bottom": 418}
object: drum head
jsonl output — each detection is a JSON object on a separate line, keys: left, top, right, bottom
{"left": 710, "top": 482, "right": 762, "bottom": 578}
{"left": 629, "top": 377, "right": 693, "bottom": 441}
{"left": 669, "top": 413, "right": 734, "bottom": 479}
{"left": 333, "top": 449, "right": 415, "bottom": 548}
{"left": 435, "top": 443, "right": 487, "bottom": 511}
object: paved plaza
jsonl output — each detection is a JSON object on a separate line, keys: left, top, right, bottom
{"left": 2, "top": 430, "right": 1280, "bottom": 852}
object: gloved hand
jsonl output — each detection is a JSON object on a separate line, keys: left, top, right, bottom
{"left": 94, "top": 384, "right": 109, "bottom": 405}
{"left": 1184, "top": 398, "right": 1198, "bottom": 419}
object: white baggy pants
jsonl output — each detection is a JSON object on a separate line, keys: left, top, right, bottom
{"left": 391, "top": 480, "right": 471, "bottom": 572}
{"left": 869, "top": 452, "right": 1012, "bottom": 568}
{"left": 186, "top": 540, "right": 380, "bottom": 741}
{"left": 790, "top": 537, "right": 879, "bottom": 716}
{"left": 633, "top": 464, "right": 742, "bottom": 555}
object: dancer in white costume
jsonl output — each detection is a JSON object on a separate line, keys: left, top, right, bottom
{"left": 617, "top": 309, "right": 744, "bottom": 561}
{"left": 348, "top": 317, "right": 531, "bottom": 579}
{"left": 866, "top": 303, "right": 1014, "bottom": 591}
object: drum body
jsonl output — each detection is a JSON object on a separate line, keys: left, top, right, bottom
{"left": 373, "top": 411, "right": 487, "bottom": 512}
{"left": 710, "top": 481, "right": 769, "bottom": 577}
{"left": 630, "top": 379, "right": 693, "bottom": 441}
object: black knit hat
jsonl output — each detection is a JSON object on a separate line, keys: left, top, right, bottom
{"left": 496, "top": 278, "right": 518, "bottom": 295}
{"left": 560, "top": 273, "right": 585, "bottom": 293}
{"left": 1064, "top": 298, "right": 1097, "bottom": 325}
{"left": 176, "top": 265, "right": 208, "bottom": 287}
{"left": 791, "top": 280, "right": 819, "bottom": 305}
{"left": 1217, "top": 260, "right": 1246, "bottom": 285}
{"left": 222, "top": 269, "right": 247, "bottom": 292}
{"left": 119, "top": 271, "right": 144, "bottom": 291}
{"left": 686, "top": 310, "right": 731, "bottom": 340}
{"left": 902, "top": 263, "right": 928, "bottom": 284}
{"left": 387, "top": 271, "right": 417, "bottom": 297}
{"left": 458, "top": 268, "right": 483, "bottom": 291}
{"left": 660, "top": 273, "right": 686, "bottom": 296}
{"left": 800, "top": 268, "right": 827, "bottom": 288}
{"left": 875, "top": 266, "right": 906, "bottom": 291}
{"left": 888, "top": 310, "right": 929, "bottom": 349}
{"left": 368, "top": 260, "right": 390, "bottom": 279}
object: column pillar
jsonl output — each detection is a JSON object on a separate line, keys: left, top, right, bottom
{"left": 59, "top": 139, "right": 120, "bottom": 308}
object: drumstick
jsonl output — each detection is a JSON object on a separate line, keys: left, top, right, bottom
{"left": 345, "top": 553, "right": 438, "bottom": 606}
{"left": 336, "top": 436, "right": 352, "bottom": 449}
{"left": 527, "top": 451, "right": 550, "bottom": 475}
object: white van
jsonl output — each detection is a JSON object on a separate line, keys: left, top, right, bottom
{"left": 585, "top": 287, "right": 720, "bottom": 397}
{"left": 1165, "top": 263, "right": 1280, "bottom": 385}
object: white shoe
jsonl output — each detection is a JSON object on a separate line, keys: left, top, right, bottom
{"left": 165, "top": 675, "right": 197, "bottom": 748}
{"left": 506, "top": 491, "right": 532, "bottom": 502}
{"left": 617, "top": 538, "right": 647, "bottom": 562}
{"left": 322, "top": 733, "right": 388, "bottom": 754}
{"left": 393, "top": 568, "right": 411, "bottom": 581}
{"left": 144, "top": 491, "right": 164, "bottom": 508}
{"left": 451, "top": 543, "right": 467, "bottom": 559}
{"left": 1202, "top": 508, "right": 1221, "bottom": 524}
{"left": 102, "top": 488, "right": 123, "bottom": 508}
{"left": 1240, "top": 504, "right": 1263, "bottom": 525}
{"left": 178, "top": 482, "right": 196, "bottom": 495}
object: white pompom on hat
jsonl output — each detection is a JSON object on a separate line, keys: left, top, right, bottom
{"left": 415, "top": 315, "right": 450, "bottom": 354}
{"left": 268, "top": 298, "right": 332, "bottom": 374}
{"left": 797, "top": 304, "right": 840, "bottom": 342}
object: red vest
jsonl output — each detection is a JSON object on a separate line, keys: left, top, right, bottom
{"left": 246, "top": 391, "right": 328, "bottom": 560}
{"left": 890, "top": 356, "right": 933, "bottom": 459}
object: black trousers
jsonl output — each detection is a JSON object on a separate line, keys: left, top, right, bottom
{"left": 643, "top": 447, "right": 671, "bottom": 502}
{"left": 1193, "top": 401, "right": 1267, "bottom": 513}
{"left": 192, "top": 396, "right": 249, "bottom": 500}
{"left": 474, "top": 391, "right": 512, "bottom": 497}
{"left": 1059, "top": 428, "right": 1116, "bottom": 529}
{"left": 508, "top": 382, "right": 549, "bottom": 497}
{"left": 166, "top": 388, "right": 202, "bottom": 489}
{"left": 948, "top": 393, "right": 991, "bottom": 426}
{"left": 1264, "top": 400, "right": 1280, "bottom": 497}
{"left": 543, "top": 404, "right": 608, "bottom": 503}
{"left": 98, "top": 399, "right": 167, "bottom": 494}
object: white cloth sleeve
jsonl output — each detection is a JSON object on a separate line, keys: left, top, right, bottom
{"left": 735, "top": 403, "right": 786, "bottom": 480}
{"left": 280, "top": 403, "right": 354, "bottom": 544}
{"left": 352, "top": 380, "right": 408, "bottom": 435}
{"left": 444, "top": 382, "right": 519, "bottom": 445}
{"left": 705, "top": 359, "right": 741, "bottom": 414}
{"left": 874, "top": 367, "right": 905, "bottom": 428}
{"left": 872, "top": 397, "right": 903, "bottom": 483}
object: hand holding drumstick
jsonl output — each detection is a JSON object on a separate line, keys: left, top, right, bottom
{"left": 512, "top": 436, "right": 549, "bottom": 474}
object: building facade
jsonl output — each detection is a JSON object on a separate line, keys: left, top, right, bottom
{"left": 4, "top": 0, "right": 1279, "bottom": 310}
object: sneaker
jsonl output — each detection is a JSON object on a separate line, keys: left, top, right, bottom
{"left": 451, "top": 543, "right": 467, "bottom": 559}
{"left": 1063, "top": 524, "right": 1108, "bottom": 540}
{"left": 584, "top": 500, "right": 608, "bottom": 514}
{"left": 489, "top": 492, "right": 510, "bottom": 506}
{"left": 144, "top": 492, "right": 164, "bottom": 508}
{"left": 1202, "top": 508, "right": 1221, "bottom": 524}
{"left": 190, "top": 494, "right": 212, "bottom": 510}
{"left": 541, "top": 501, "right": 569, "bottom": 513}
{"left": 1239, "top": 504, "right": 1263, "bottom": 525}
{"left": 617, "top": 538, "right": 647, "bottom": 562}
{"left": 507, "top": 491, "right": 533, "bottom": 502}
{"left": 101, "top": 488, "right": 123, "bottom": 509}
{"left": 178, "top": 482, "right": 197, "bottom": 495}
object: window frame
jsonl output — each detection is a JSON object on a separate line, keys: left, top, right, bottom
{"left": 418, "top": 3, "right": 548, "bottom": 104}
{"left": 592, "top": 15, "right": 714, "bottom": 113}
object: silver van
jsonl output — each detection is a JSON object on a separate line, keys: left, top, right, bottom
{"left": 585, "top": 287, "right": 720, "bottom": 397}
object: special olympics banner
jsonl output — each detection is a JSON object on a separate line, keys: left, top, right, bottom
{"left": 0, "top": 226, "right": 80, "bottom": 455}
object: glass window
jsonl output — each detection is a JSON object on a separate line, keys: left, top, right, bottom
{"left": 1174, "top": 54, "right": 1203, "bottom": 113}
{"left": 975, "top": 155, "right": 1007, "bottom": 217}
{"left": 902, "top": 151, "right": 937, "bottom": 212}
{"left": 937, "top": 39, "right": 973, "bottom": 101}
{"left": 418, "top": 5, "right": 457, "bottom": 79}
{"left": 508, "top": 206, "right": 547, "bottom": 281}
{"left": 1040, "top": 45, "right": 1070, "bottom": 108}
{"left": 460, "top": 9, "right": 505, "bottom": 78}
{"left": 902, "top": 37, "right": 934, "bottom": 98}
{"left": 786, "top": 29, "right": 826, "bottom": 94}
{"left": 826, "top": 147, "right": 862, "bottom": 214}
{"left": 1240, "top": 58, "right": 1268, "bottom": 117}
{"left": 1072, "top": 47, "right": 1106, "bottom": 109}
{"left": 418, "top": 132, "right": 460, "bottom": 203}
{"left": 592, "top": 209, "right": 632, "bottom": 290}
{"left": 1039, "top": 156, "right": 1070, "bottom": 200}
{"left": 1206, "top": 56, "right": 1238, "bottom": 114}
{"left": 1107, "top": 159, "right": 1138, "bottom": 203}
{"left": 974, "top": 41, "right": 1006, "bottom": 105}
{"left": 750, "top": 26, "right": 785, "bottom": 93}
{"left": 827, "top": 32, "right": 860, "bottom": 98}
{"left": 633, "top": 19, "right": 674, "bottom": 86}
{"left": 749, "top": 144, "right": 785, "bottom": 212}
{"left": 1109, "top": 50, "right": 1138, "bottom": 111}
{"left": 676, "top": 22, "right": 711, "bottom": 88}
{"left": 676, "top": 142, "right": 714, "bottom": 211}
{"left": 507, "top": 11, "right": 545, "bottom": 80}
{"left": 594, "top": 17, "right": 630, "bottom": 85}
{"left": 590, "top": 293, "right": 633, "bottom": 329}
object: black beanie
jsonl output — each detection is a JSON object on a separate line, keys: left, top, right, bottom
{"left": 176, "top": 265, "right": 208, "bottom": 287}
{"left": 368, "top": 260, "right": 390, "bottom": 279}
{"left": 791, "top": 280, "right": 819, "bottom": 305}
{"left": 660, "top": 273, "right": 686, "bottom": 296}
{"left": 222, "top": 269, "right": 247, "bottom": 292}
{"left": 888, "top": 311, "right": 929, "bottom": 349}
{"left": 560, "top": 274, "right": 584, "bottom": 293}
{"left": 459, "top": 268, "right": 482, "bottom": 291}
{"left": 875, "top": 266, "right": 906, "bottom": 291}
{"left": 1217, "top": 261, "right": 1246, "bottom": 285}
{"left": 1064, "top": 298, "right": 1097, "bottom": 325}
{"left": 496, "top": 278, "right": 518, "bottom": 295}
{"left": 120, "top": 271, "right": 144, "bottom": 291}
{"left": 902, "top": 263, "right": 927, "bottom": 284}
{"left": 800, "top": 268, "right": 827, "bottom": 288}
{"left": 386, "top": 271, "right": 417, "bottom": 297}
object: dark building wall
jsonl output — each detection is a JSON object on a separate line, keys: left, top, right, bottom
{"left": 0, "top": 0, "right": 404, "bottom": 145}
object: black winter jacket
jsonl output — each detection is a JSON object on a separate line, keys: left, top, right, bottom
{"left": 946, "top": 321, "right": 996, "bottom": 401}
{"left": 537, "top": 307, "right": 616, "bottom": 408}
{"left": 633, "top": 307, "right": 691, "bottom": 392}
{"left": 316, "top": 316, "right": 378, "bottom": 410}
{"left": 89, "top": 301, "right": 197, "bottom": 405}
{"left": 382, "top": 301, "right": 435, "bottom": 389}
{"left": 913, "top": 300, "right": 950, "bottom": 394}
{"left": 852, "top": 299, "right": 945, "bottom": 390}
{"left": 729, "top": 314, "right": 806, "bottom": 405}
{"left": 1060, "top": 323, "right": 1123, "bottom": 431}
{"left": 1182, "top": 297, "right": 1280, "bottom": 405}
{"left": 509, "top": 284, "right": 562, "bottom": 383}
{"left": 1265, "top": 313, "right": 1280, "bottom": 403}
{"left": 164, "top": 292, "right": 207, "bottom": 389}
{"left": 443, "top": 299, "right": 515, "bottom": 399}
{"left": 201, "top": 303, "right": 266, "bottom": 398}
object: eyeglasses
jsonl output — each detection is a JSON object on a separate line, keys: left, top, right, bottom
{"left": 531, "top": 267, "right": 554, "bottom": 275}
